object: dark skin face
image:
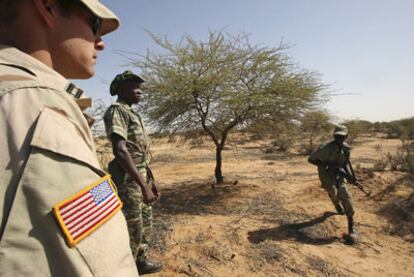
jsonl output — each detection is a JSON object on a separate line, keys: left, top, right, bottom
{"left": 334, "top": 135, "right": 347, "bottom": 149}
{"left": 117, "top": 79, "right": 143, "bottom": 105}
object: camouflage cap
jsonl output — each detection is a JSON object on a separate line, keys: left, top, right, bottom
{"left": 110, "top": 70, "right": 145, "bottom": 96}
{"left": 333, "top": 125, "right": 348, "bottom": 136}
{"left": 79, "top": 0, "right": 120, "bottom": 36}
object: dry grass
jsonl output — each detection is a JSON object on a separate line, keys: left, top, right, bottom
{"left": 94, "top": 134, "right": 414, "bottom": 276}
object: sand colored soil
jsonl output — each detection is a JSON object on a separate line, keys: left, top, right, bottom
{"left": 96, "top": 135, "right": 414, "bottom": 276}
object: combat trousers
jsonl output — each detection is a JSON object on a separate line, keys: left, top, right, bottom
{"left": 322, "top": 180, "right": 354, "bottom": 217}
{"left": 118, "top": 168, "right": 153, "bottom": 262}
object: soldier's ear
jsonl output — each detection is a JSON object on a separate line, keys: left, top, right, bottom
{"left": 31, "top": 0, "right": 59, "bottom": 28}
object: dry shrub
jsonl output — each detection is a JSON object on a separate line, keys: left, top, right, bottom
{"left": 384, "top": 117, "right": 414, "bottom": 140}
{"left": 306, "top": 256, "right": 348, "bottom": 277}
{"left": 373, "top": 158, "right": 388, "bottom": 172}
{"left": 342, "top": 119, "right": 373, "bottom": 144}
{"left": 371, "top": 144, "right": 388, "bottom": 172}
{"left": 299, "top": 111, "right": 331, "bottom": 155}
{"left": 271, "top": 136, "right": 295, "bottom": 152}
{"left": 374, "top": 143, "right": 383, "bottom": 152}
{"left": 387, "top": 141, "right": 414, "bottom": 176}
{"left": 258, "top": 242, "right": 284, "bottom": 262}
{"left": 167, "top": 134, "right": 178, "bottom": 143}
{"left": 270, "top": 122, "right": 300, "bottom": 152}
{"left": 380, "top": 191, "right": 414, "bottom": 241}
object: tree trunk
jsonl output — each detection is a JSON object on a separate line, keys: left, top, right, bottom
{"left": 214, "top": 145, "right": 224, "bottom": 184}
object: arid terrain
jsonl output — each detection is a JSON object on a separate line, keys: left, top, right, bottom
{"left": 97, "top": 134, "right": 414, "bottom": 276}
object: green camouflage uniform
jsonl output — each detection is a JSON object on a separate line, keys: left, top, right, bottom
{"left": 104, "top": 100, "right": 153, "bottom": 262}
{"left": 309, "top": 140, "right": 355, "bottom": 217}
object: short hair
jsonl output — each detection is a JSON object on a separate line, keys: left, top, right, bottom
{"left": 56, "top": 0, "right": 77, "bottom": 17}
{"left": 0, "top": 0, "right": 75, "bottom": 25}
{"left": 0, "top": 0, "right": 24, "bottom": 25}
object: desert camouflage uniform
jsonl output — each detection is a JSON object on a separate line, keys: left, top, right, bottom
{"left": 104, "top": 100, "right": 153, "bottom": 262}
{"left": 0, "top": 46, "right": 138, "bottom": 277}
{"left": 309, "top": 140, "right": 355, "bottom": 217}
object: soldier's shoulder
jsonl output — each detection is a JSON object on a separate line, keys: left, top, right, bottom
{"left": 318, "top": 141, "right": 330, "bottom": 149}
{"left": 108, "top": 102, "right": 130, "bottom": 110}
{"left": 0, "top": 64, "right": 38, "bottom": 95}
{"left": 104, "top": 102, "right": 129, "bottom": 120}
{"left": 343, "top": 142, "right": 351, "bottom": 149}
{"left": 104, "top": 102, "right": 120, "bottom": 113}
{"left": 0, "top": 63, "right": 34, "bottom": 77}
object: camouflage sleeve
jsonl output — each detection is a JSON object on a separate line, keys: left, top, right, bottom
{"left": 104, "top": 105, "right": 129, "bottom": 140}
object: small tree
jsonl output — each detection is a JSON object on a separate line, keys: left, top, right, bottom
{"left": 300, "top": 110, "right": 331, "bottom": 154}
{"left": 132, "top": 31, "right": 327, "bottom": 183}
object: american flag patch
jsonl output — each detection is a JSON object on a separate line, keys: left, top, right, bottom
{"left": 53, "top": 175, "right": 123, "bottom": 247}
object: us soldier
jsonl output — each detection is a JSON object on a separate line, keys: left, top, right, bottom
{"left": 0, "top": 0, "right": 139, "bottom": 276}
{"left": 308, "top": 125, "right": 358, "bottom": 241}
{"left": 104, "top": 70, "right": 163, "bottom": 275}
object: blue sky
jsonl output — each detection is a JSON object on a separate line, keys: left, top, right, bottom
{"left": 75, "top": 0, "right": 414, "bottom": 122}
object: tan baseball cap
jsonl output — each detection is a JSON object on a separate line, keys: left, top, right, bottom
{"left": 333, "top": 125, "right": 348, "bottom": 136}
{"left": 80, "top": 0, "right": 120, "bottom": 35}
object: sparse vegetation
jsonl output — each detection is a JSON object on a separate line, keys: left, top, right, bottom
{"left": 92, "top": 125, "right": 414, "bottom": 276}
{"left": 387, "top": 141, "right": 414, "bottom": 176}
{"left": 379, "top": 188, "right": 414, "bottom": 242}
{"left": 87, "top": 41, "right": 414, "bottom": 274}
{"left": 369, "top": 117, "right": 414, "bottom": 139}
{"left": 342, "top": 119, "right": 373, "bottom": 143}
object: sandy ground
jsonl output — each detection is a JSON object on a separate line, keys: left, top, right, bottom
{"left": 97, "top": 134, "right": 414, "bottom": 276}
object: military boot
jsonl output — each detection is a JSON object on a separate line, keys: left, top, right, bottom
{"left": 347, "top": 216, "right": 358, "bottom": 241}
{"left": 334, "top": 203, "right": 345, "bottom": 215}
{"left": 136, "top": 259, "right": 163, "bottom": 275}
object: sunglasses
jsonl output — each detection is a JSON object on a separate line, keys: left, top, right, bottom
{"left": 59, "top": 0, "right": 102, "bottom": 35}
{"left": 90, "top": 15, "right": 102, "bottom": 36}
{"left": 58, "top": 0, "right": 102, "bottom": 36}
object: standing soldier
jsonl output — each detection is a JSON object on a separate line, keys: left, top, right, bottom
{"left": 308, "top": 125, "right": 358, "bottom": 241}
{"left": 0, "top": 0, "right": 138, "bottom": 276}
{"left": 104, "top": 70, "right": 163, "bottom": 275}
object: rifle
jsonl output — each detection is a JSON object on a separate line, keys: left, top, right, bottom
{"left": 347, "top": 160, "right": 371, "bottom": 197}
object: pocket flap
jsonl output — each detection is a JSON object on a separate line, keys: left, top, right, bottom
{"left": 31, "top": 108, "right": 102, "bottom": 173}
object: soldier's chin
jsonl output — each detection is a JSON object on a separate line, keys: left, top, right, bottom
{"left": 65, "top": 68, "right": 95, "bottom": 80}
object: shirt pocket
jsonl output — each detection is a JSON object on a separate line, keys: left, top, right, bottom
{"left": 31, "top": 108, "right": 101, "bottom": 172}
{"left": 128, "top": 117, "right": 148, "bottom": 154}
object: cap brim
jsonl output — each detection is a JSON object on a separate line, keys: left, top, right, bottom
{"left": 80, "top": 0, "right": 120, "bottom": 36}
{"left": 334, "top": 131, "right": 347, "bottom": 136}
{"left": 129, "top": 75, "right": 145, "bottom": 83}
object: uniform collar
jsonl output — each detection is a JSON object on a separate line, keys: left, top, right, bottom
{"left": 0, "top": 45, "right": 91, "bottom": 110}
{"left": 329, "top": 139, "right": 346, "bottom": 152}
{"left": 116, "top": 99, "right": 132, "bottom": 110}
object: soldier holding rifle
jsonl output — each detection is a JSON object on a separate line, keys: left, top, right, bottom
{"left": 308, "top": 125, "right": 361, "bottom": 241}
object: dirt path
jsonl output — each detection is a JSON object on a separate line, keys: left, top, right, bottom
{"left": 100, "top": 135, "right": 414, "bottom": 276}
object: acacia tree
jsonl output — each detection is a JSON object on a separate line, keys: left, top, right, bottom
{"left": 131, "top": 31, "right": 326, "bottom": 183}
{"left": 300, "top": 110, "right": 332, "bottom": 154}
